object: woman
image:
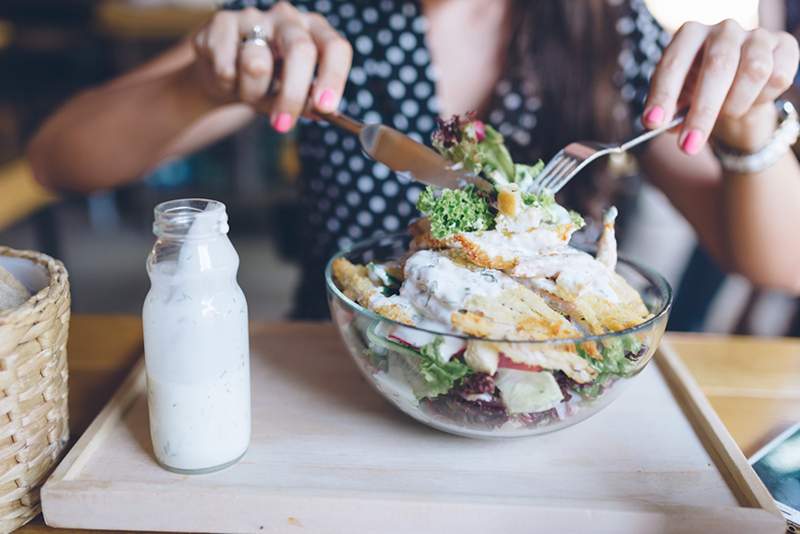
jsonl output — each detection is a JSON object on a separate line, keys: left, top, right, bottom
{"left": 27, "top": 0, "right": 800, "bottom": 318}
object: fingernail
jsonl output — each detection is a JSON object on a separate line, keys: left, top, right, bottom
{"left": 272, "top": 112, "right": 292, "bottom": 133}
{"left": 317, "top": 89, "right": 336, "bottom": 112}
{"left": 247, "top": 59, "right": 269, "bottom": 75}
{"left": 644, "top": 105, "right": 665, "bottom": 125}
{"left": 681, "top": 129, "right": 703, "bottom": 155}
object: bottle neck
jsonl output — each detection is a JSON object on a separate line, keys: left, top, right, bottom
{"left": 152, "top": 198, "right": 229, "bottom": 241}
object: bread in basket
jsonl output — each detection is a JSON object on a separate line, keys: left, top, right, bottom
{"left": 0, "top": 246, "right": 69, "bottom": 532}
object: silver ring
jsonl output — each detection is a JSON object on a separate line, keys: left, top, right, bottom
{"left": 242, "top": 25, "right": 268, "bottom": 47}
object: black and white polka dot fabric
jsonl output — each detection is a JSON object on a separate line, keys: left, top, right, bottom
{"left": 297, "top": 0, "right": 437, "bottom": 257}
{"left": 223, "top": 0, "right": 663, "bottom": 318}
{"left": 617, "top": 0, "right": 672, "bottom": 131}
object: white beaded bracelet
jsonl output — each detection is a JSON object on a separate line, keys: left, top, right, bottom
{"left": 712, "top": 100, "right": 800, "bottom": 174}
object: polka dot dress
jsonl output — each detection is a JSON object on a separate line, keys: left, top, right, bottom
{"left": 294, "top": 1, "right": 437, "bottom": 258}
{"left": 223, "top": 0, "right": 666, "bottom": 318}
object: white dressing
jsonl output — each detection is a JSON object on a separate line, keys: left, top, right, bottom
{"left": 143, "top": 200, "right": 250, "bottom": 474}
{"left": 401, "top": 250, "right": 514, "bottom": 325}
{"left": 512, "top": 248, "right": 621, "bottom": 303}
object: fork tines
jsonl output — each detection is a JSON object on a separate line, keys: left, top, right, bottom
{"left": 535, "top": 152, "right": 579, "bottom": 194}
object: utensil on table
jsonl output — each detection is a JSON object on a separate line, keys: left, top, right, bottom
{"left": 320, "top": 111, "right": 492, "bottom": 191}
{"left": 528, "top": 112, "right": 686, "bottom": 195}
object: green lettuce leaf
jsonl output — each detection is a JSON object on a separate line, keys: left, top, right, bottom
{"left": 366, "top": 324, "right": 471, "bottom": 399}
{"left": 599, "top": 335, "right": 643, "bottom": 375}
{"left": 476, "top": 125, "right": 516, "bottom": 184}
{"left": 574, "top": 335, "right": 644, "bottom": 399}
{"left": 431, "top": 117, "right": 515, "bottom": 185}
{"left": 521, "top": 190, "right": 557, "bottom": 208}
{"left": 569, "top": 210, "right": 586, "bottom": 229}
{"left": 417, "top": 337, "right": 472, "bottom": 398}
{"left": 514, "top": 160, "right": 545, "bottom": 189}
{"left": 417, "top": 185, "right": 495, "bottom": 239}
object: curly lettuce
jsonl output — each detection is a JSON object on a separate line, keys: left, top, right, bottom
{"left": 417, "top": 337, "right": 472, "bottom": 398}
{"left": 417, "top": 185, "right": 495, "bottom": 239}
{"left": 427, "top": 113, "right": 587, "bottom": 233}
{"left": 367, "top": 325, "right": 471, "bottom": 399}
{"left": 574, "top": 335, "right": 646, "bottom": 399}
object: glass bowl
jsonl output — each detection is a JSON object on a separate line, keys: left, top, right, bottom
{"left": 325, "top": 233, "right": 672, "bottom": 438}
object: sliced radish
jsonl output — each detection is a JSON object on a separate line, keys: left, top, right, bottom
{"left": 388, "top": 334, "right": 415, "bottom": 347}
{"left": 386, "top": 325, "right": 465, "bottom": 362}
{"left": 498, "top": 353, "right": 543, "bottom": 372}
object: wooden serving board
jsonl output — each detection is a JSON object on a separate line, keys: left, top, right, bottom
{"left": 41, "top": 323, "right": 784, "bottom": 534}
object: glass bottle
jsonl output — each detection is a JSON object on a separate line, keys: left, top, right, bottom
{"left": 143, "top": 198, "right": 250, "bottom": 474}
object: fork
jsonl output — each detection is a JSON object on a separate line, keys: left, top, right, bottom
{"left": 528, "top": 113, "right": 686, "bottom": 195}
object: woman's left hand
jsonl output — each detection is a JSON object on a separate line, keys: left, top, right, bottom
{"left": 643, "top": 19, "right": 799, "bottom": 154}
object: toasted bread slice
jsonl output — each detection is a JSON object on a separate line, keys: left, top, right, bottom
{"left": 448, "top": 229, "right": 569, "bottom": 271}
{"left": 331, "top": 258, "right": 415, "bottom": 325}
{"left": 408, "top": 218, "right": 449, "bottom": 251}
{"left": 401, "top": 250, "right": 581, "bottom": 342}
{"left": 489, "top": 343, "right": 598, "bottom": 384}
{"left": 451, "top": 285, "right": 582, "bottom": 341}
{"left": 0, "top": 264, "right": 29, "bottom": 311}
{"left": 513, "top": 249, "right": 652, "bottom": 335}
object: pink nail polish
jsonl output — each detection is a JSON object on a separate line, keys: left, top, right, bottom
{"left": 272, "top": 112, "right": 292, "bottom": 133}
{"left": 317, "top": 89, "right": 336, "bottom": 111}
{"left": 681, "top": 129, "right": 703, "bottom": 155}
{"left": 644, "top": 105, "right": 665, "bottom": 125}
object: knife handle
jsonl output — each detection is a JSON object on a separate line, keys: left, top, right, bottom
{"left": 319, "top": 112, "right": 364, "bottom": 136}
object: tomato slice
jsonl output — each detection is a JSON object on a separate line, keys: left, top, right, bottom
{"left": 498, "top": 353, "right": 543, "bottom": 372}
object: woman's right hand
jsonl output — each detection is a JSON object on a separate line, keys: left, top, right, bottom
{"left": 191, "top": 3, "right": 353, "bottom": 132}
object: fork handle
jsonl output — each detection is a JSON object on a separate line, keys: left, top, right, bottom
{"left": 618, "top": 111, "right": 686, "bottom": 153}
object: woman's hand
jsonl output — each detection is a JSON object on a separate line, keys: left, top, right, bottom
{"left": 191, "top": 2, "right": 352, "bottom": 132}
{"left": 643, "top": 19, "right": 799, "bottom": 154}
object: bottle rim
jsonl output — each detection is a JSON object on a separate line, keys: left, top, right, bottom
{"left": 153, "top": 198, "right": 229, "bottom": 239}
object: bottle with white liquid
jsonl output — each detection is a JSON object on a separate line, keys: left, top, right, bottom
{"left": 143, "top": 198, "right": 250, "bottom": 474}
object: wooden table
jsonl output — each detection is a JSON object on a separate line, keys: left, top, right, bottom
{"left": 19, "top": 315, "right": 800, "bottom": 533}
{"left": 0, "top": 160, "right": 57, "bottom": 232}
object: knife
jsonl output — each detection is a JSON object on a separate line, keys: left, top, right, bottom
{"left": 320, "top": 112, "right": 492, "bottom": 191}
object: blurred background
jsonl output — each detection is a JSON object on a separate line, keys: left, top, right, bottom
{"left": 0, "top": 0, "right": 798, "bottom": 334}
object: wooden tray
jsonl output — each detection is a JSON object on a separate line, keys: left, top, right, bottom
{"left": 41, "top": 323, "right": 785, "bottom": 534}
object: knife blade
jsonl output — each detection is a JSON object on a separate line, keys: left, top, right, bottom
{"left": 321, "top": 112, "right": 492, "bottom": 191}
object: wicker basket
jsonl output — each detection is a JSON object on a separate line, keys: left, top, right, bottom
{"left": 0, "top": 247, "right": 70, "bottom": 533}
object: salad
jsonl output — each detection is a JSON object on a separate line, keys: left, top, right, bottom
{"left": 331, "top": 113, "right": 657, "bottom": 433}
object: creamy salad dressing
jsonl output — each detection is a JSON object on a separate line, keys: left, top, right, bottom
{"left": 457, "top": 228, "right": 569, "bottom": 262}
{"left": 143, "top": 201, "right": 250, "bottom": 474}
{"left": 385, "top": 322, "right": 465, "bottom": 360}
{"left": 401, "top": 250, "right": 514, "bottom": 325}
{"left": 387, "top": 227, "right": 622, "bottom": 349}
{"left": 495, "top": 202, "right": 574, "bottom": 234}
{"left": 367, "top": 292, "right": 417, "bottom": 318}
{"left": 596, "top": 207, "right": 619, "bottom": 270}
{"left": 512, "top": 249, "right": 622, "bottom": 303}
